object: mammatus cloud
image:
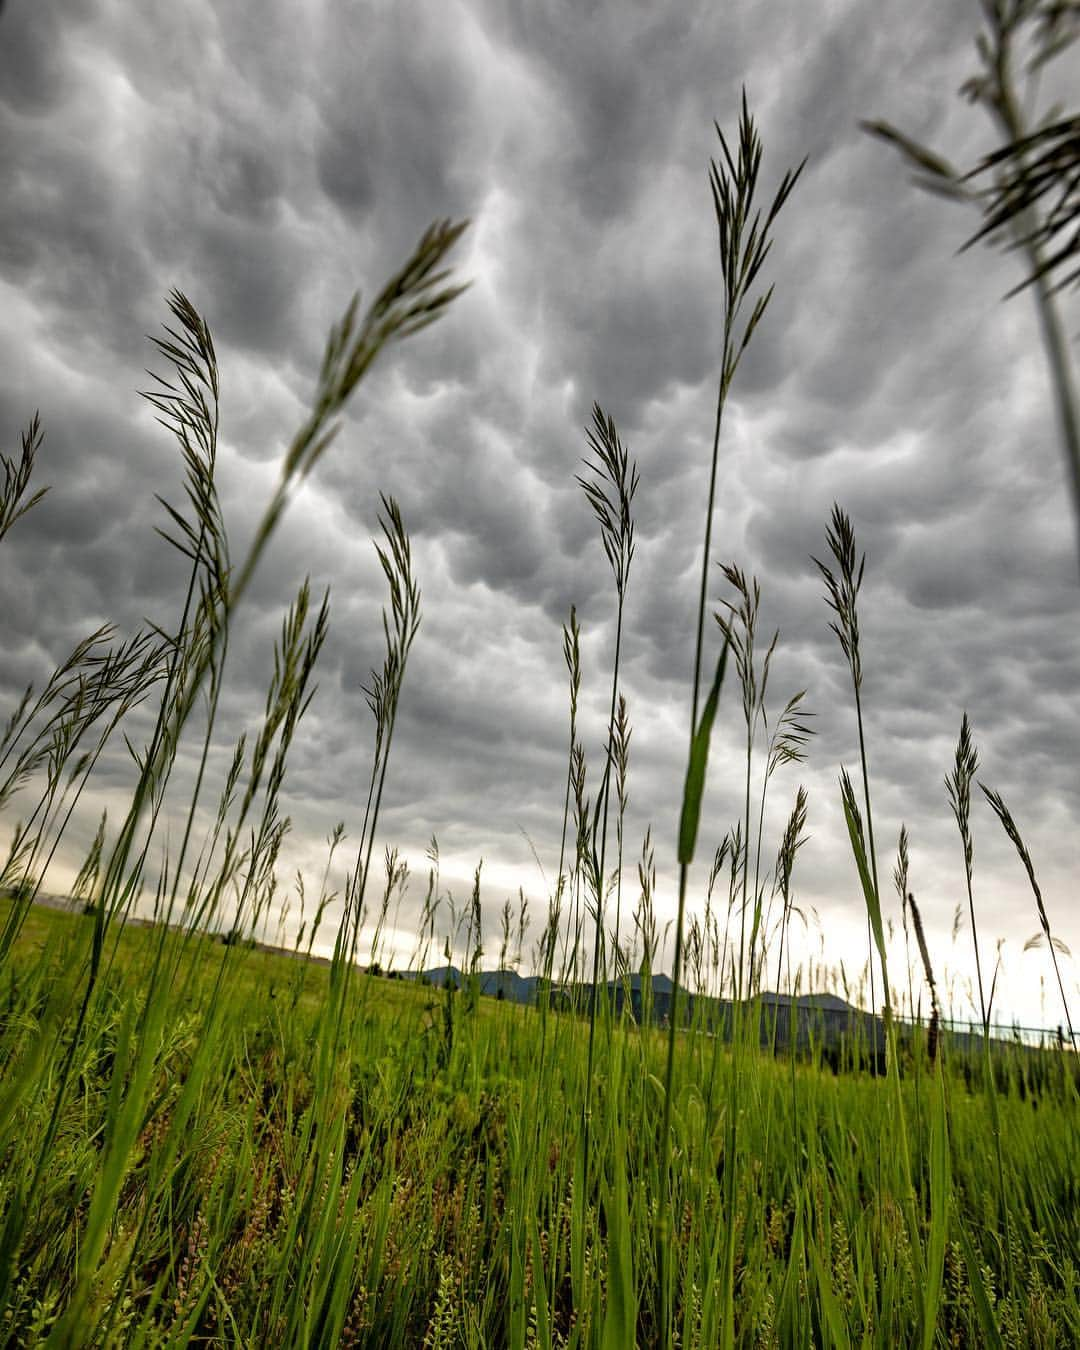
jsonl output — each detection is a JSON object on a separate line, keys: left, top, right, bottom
{"left": 1, "top": 1, "right": 1077, "bottom": 1030}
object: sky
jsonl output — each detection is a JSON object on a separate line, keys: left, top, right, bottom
{"left": 1, "top": 0, "right": 1078, "bottom": 1032}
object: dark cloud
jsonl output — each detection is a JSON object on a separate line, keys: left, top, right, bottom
{"left": 0, "top": 4, "right": 76, "bottom": 116}
{"left": 1, "top": 0, "right": 1077, "bottom": 1028}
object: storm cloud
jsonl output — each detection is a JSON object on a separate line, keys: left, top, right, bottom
{"left": 2, "top": 0, "right": 1077, "bottom": 1030}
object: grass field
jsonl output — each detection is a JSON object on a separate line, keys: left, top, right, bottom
{"left": 1, "top": 898, "right": 1078, "bottom": 1347}
{"left": 2, "top": 67, "right": 1079, "bottom": 1346}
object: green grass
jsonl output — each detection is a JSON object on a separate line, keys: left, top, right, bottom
{"left": 1, "top": 899, "right": 1077, "bottom": 1347}
{"left": 2, "top": 44, "right": 1080, "bottom": 1346}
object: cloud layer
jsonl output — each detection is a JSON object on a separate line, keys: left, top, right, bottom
{"left": 2, "top": 0, "right": 1078, "bottom": 1029}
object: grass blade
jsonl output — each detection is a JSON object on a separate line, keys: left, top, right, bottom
{"left": 678, "top": 641, "right": 730, "bottom": 866}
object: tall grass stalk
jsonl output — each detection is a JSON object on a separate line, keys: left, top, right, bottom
{"left": 948, "top": 713, "right": 987, "bottom": 1029}
{"left": 814, "top": 505, "right": 882, "bottom": 1039}
{"left": 611, "top": 693, "right": 631, "bottom": 973}
{"left": 946, "top": 715, "right": 1016, "bottom": 1287}
{"left": 817, "top": 505, "right": 951, "bottom": 1343}
{"left": 659, "top": 91, "right": 803, "bottom": 1350}
{"left": 865, "top": 0, "right": 1080, "bottom": 572}
{"left": 577, "top": 404, "right": 638, "bottom": 1179}
{"left": 0, "top": 413, "right": 48, "bottom": 542}
{"left": 980, "top": 783, "right": 1077, "bottom": 1053}
{"left": 715, "top": 564, "right": 773, "bottom": 1003}
{"left": 542, "top": 608, "right": 581, "bottom": 1002}
{"left": 772, "top": 785, "right": 809, "bottom": 1025}
{"left": 824, "top": 509, "right": 956, "bottom": 1349}
{"left": 716, "top": 567, "right": 813, "bottom": 1000}
{"left": 907, "top": 889, "right": 941, "bottom": 1065}
{"left": 754, "top": 698, "right": 813, "bottom": 968}
{"left": 345, "top": 494, "right": 422, "bottom": 969}
{"left": 895, "top": 825, "right": 917, "bottom": 1024}
{"left": 530, "top": 609, "right": 582, "bottom": 1162}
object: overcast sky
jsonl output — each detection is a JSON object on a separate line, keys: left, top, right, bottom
{"left": 2, "top": 0, "right": 1078, "bottom": 1030}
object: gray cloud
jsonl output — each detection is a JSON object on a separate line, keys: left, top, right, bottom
{"left": 1, "top": 0, "right": 1077, "bottom": 1028}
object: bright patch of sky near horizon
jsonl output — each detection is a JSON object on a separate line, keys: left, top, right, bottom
{"left": 1, "top": 0, "right": 1078, "bottom": 1032}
